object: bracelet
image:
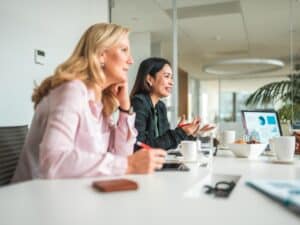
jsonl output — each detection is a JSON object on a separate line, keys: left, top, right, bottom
{"left": 119, "top": 106, "right": 134, "bottom": 115}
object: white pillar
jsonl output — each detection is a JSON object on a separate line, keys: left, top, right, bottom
{"left": 171, "top": 0, "right": 178, "bottom": 126}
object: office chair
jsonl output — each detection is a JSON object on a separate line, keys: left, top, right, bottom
{"left": 0, "top": 125, "right": 28, "bottom": 186}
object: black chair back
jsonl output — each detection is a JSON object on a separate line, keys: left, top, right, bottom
{"left": 0, "top": 125, "right": 28, "bottom": 186}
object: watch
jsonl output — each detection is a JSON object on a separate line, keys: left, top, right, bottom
{"left": 119, "top": 106, "right": 134, "bottom": 115}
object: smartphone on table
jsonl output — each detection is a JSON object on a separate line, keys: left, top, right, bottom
{"left": 157, "top": 162, "right": 189, "bottom": 171}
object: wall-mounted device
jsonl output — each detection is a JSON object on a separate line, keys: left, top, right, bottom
{"left": 34, "top": 49, "right": 46, "bottom": 65}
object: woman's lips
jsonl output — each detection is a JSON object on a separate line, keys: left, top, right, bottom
{"left": 165, "top": 87, "right": 172, "bottom": 92}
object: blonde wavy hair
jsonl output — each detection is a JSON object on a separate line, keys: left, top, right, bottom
{"left": 32, "top": 23, "right": 129, "bottom": 117}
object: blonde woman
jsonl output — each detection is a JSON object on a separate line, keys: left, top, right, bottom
{"left": 12, "top": 23, "right": 166, "bottom": 182}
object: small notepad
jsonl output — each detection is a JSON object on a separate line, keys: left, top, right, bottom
{"left": 92, "top": 179, "right": 138, "bottom": 192}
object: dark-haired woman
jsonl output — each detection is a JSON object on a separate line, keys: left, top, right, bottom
{"left": 130, "top": 57, "right": 211, "bottom": 151}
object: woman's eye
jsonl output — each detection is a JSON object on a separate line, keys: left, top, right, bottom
{"left": 164, "top": 74, "right": 172, "bottom": 78}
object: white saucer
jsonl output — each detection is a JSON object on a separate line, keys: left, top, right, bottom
{"left": 263, "top": 151, "right": 276, "bottom": 157}
{"left": 218, "top": 145, "right": 229, "bottom": 150}
{"left": 181, "top": 159, "right": 198, "bottom": 163}
{"left": 272, "top": 159, "right": 294, "bottom": 164}
{"left": 165, "top": 159, "right": 180, "bottom": 163}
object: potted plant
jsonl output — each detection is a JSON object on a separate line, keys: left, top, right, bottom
{"left": 245, "top": 74, "right": 300, "bottom": 154}
{"left": 245, "top": 74, "right": 300, "bottom": 121}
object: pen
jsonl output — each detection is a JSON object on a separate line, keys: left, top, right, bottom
{"left": 178, "top": 120, "right": 200, "bottom": 128}
{"left": 136, "top": 141, "right": 151, "bottom": 150}
{"left": 178, "top": 123, "right": 192, "bottom": 128}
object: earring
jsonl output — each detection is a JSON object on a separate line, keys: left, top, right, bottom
{"left": 101, "top": 63, "right": 105, "bottom": 68}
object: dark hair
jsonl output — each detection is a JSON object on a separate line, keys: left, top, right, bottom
{"left": 130, "top": 57, "right": 171, "bottom": 98}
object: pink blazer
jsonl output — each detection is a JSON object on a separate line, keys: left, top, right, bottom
{"left": 12, "top": 80, "right": 137, "bottom": 182}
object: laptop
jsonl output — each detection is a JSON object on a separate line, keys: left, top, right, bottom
{"left": 241, "top": 110, "right": 282, "bottom": 144}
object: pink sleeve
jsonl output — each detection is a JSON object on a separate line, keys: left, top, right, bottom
{"left": 39, "top": 81, "right": 128, "bottom": 179}
{"left": 108, "top": 112, "right": 137, "bottom": 156}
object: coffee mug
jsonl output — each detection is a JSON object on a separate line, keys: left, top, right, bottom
{"left": 269, "top": 138, "right": 275, "bottom": 152}
{"left": 178, "top": 140, "right": 198, "bottom": 162}
{"left": 221, "top": 130, "right": 236, "bottom": 147}
{"left": 272, "top": 136, "right": 295, "bottom": 161}
{"left": 196, "top": 139, "right": 202, "bottom": 152}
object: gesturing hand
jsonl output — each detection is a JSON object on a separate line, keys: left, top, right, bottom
{"left": 195, "top": 124, "right": 215, "bottom": 136}
{"left": 177, "top": 114, "right": 187, "bottom": 127}
{"left": 178, "top": 115, "right": 200, "bottom": 136}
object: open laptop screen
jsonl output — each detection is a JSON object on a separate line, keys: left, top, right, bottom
{"left": 241, "top": 110, "right": 282, "bottom": 143}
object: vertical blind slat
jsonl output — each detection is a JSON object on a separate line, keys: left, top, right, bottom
{"left": 0, "top": 125, "right": 27, "bottom": 186}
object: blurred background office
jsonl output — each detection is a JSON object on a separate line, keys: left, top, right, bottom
{"left": 1, "top": 0, "right": 300, "bottom": 137}
{"left": 111, "top": 0, "right": 300, "bottom": 137}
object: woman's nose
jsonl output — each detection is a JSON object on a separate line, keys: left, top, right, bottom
{"left": 128, "top": 55, "right": 134, "bottom": 65}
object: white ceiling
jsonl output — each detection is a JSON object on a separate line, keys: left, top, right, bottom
{"left": 112, "top": 0, "right": 300, "bottom": 78}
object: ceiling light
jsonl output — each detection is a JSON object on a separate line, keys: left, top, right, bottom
{"left": 203, "top": 58, "right": 285, "bottom": 75}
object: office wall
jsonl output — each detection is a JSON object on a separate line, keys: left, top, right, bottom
{"left": 219, "top": 76, "right": 288, "bottom": 92}
{"left": 128, "top": 32, "right": 151, "bottom": 92}
{"left": 0, "top": 0, "right": 108, "bottom": 126}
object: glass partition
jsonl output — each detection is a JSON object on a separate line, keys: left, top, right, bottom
{"left": 175, "top": 0, "right": 292, "bottom": 137}
{"left": 111, "top": 0, "right": 296, "bottom": 136}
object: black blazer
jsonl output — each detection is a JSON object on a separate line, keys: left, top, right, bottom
{"left": 131, "top": 93, "right": 191, "bottom": 151}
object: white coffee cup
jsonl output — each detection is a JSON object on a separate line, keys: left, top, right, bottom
{"left": 269, "top": 138, "right": 275, "bottom": 152}
{"left": 273, "top": 136, "right": 295, "bottom": 161}
{"left": 221, "top": 130, "right": 236, "bottom": 147}
{"left": 178, "top": 140, "right": 197, "bottom": 162}
{"left": 196, "top": 139, "right": 202, "bottom": 152}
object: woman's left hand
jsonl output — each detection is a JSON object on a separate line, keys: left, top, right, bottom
{"left": 111, "top": 82, "right": 130, "bottom": 110}
{"left": 193, "top": 123, "right": 215, "bottom": 136}
{"left": 199, "top": 124, "right": 215, "bottom": 133}
{"left": 178, "top": 115, "right": 200, "bottom": 136}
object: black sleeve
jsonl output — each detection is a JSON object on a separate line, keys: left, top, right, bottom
{"left": 132, "top": 96, "right": 189, "bottom": 151}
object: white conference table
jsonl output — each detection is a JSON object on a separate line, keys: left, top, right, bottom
{"left": 1, "top": 151, "right": 300, "bottom": 225}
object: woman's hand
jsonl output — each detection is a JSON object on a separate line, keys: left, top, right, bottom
{"left": 111, "top": 82, "right": 130, "bottom": 110}
{"left": 178, "top": 115, "right": 200, "bottom": 136}
{"left": 126, "top": 148, "right": 166, "bottom": 174}
{"left": 177, "top": 115, "right": 215, "bottom": 136}
{"left": 195, "top": 124, "right": 215, "bottom": 136}
{"left": 177, "top": 114, "right": 187, "bottom": 127}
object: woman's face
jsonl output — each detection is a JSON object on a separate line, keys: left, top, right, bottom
{"left": 100, "top": 34, "right": 134, "bottom": 85}
{"left": 149, "top": 64, "right": 173, "bottom": 98}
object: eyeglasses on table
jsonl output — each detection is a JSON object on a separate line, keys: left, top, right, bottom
{"left": 204, "top": 180, "right": 236, "bottom": 198}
